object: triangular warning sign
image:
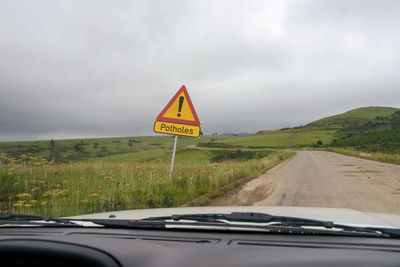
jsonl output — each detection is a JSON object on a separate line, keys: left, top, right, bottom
{"left": 156, "top": 85, "right": 200, "bottom": 126}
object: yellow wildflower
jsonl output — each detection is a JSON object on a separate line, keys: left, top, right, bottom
{"left": 16, "top": 193, "right": 32, "bottom": 199}
{"left": 88, "top": 193, "right": 99, "bottom": 197}
{"left": 40, "top": 201, "right": 47, "bottom": 206}
{"left": 23, "top": 204, "right": 32, "bottom": 208}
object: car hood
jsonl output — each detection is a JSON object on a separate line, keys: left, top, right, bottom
{"left": 68, "top": 206, "right": 400, "bottom": 229}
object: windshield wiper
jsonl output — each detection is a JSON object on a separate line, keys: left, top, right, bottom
{"left": 0, "top": 212, "right": 81, "bottom": 226}
{"left": 145, "top": 212, "right": 336, "bottom": 227}
{"left": 133, "top": 212, "right": 400, "bottom": 238}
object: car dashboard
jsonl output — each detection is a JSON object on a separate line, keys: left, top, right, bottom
{"left": 1, "top": 227, "right": 400, "bottom": 266}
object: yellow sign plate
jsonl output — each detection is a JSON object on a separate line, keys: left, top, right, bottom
{"left": 156, "top": 85, "right": 200, "bottom": 126}
{"left": 154, "top": 121, "right": 200, "bottom": 138}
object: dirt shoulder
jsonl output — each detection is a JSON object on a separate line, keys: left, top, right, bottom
{"left": 183, "top": 152, "right": 295, "bottom": 207}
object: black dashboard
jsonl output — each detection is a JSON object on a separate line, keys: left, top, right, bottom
{"left": 1, "top": 227, "right": 400, "bottom": 266}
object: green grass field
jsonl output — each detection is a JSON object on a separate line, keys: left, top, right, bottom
{"left": 4, "top": 134, "right": 291, "bottom": 217}
{"left": 219, "top": 129, "right": 335, "bottom": 148}
{"left": 0, "top": 135, "right": 232, "bottom": 163}
{"left": 0, "top": 148, "right": 293, "bottom": 217}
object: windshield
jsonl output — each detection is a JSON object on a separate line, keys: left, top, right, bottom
{"left": 0, "top": 0, "right": 399, "bottom": 224}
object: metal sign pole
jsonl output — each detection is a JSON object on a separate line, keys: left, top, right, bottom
{"left": 169, "top": 135, "right": 178, "bottom": 180}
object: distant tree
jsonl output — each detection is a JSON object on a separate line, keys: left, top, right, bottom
{"left": 316, "top": 140, "right": 323, "bottom": 146}
{"left": 74, "top": 143, "right": 83, "bottom": 152}
{"left": 128, "top": 139, "right": 133, "bottom": 146}
{"left": 49, "top": 139, "right": 56, "bottom": 161}
{"left": 50, "top": 139, "right": 55, "bottom": 150}
{"left": 93, "top": 142, "right": 99, "bottom": 148}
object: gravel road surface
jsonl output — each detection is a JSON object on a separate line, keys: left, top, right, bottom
{"left": 210, "top": 151, "right": 400, "bottom": 214}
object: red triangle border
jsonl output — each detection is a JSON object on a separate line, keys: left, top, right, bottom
{"left": 156, "top": 85, "right": 201, "bottom": 126}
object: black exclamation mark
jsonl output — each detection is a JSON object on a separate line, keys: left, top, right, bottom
{"left": 177, "top": 96, "right": 184, "bottom": 117}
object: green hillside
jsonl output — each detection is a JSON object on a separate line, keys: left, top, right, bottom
{"left": 0, "top": 135, "right": 231, "bottom": 163}
{"left": 219, "top": 106, "right": 399, "bottom": 148}
{"left": 1, "top": 106, "right": 399, "bottom": 154}
{"left": 306, "top": 106, "right": 399, "bottom": 129}
{"left": 332, "top": 109, "right": 400, "bottom": 152}
{"left": 219, "top": 129, "right": 335, "bottom": 148}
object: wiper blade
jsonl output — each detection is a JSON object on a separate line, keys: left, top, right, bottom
{"left": 139, "top": 212, "right": 388, "bottom": 236}
{"left": 0, "top": 213, "right": 81, "bottom": 226}
{"left": 0, "top": 213, "right": 173, "bottom": 229}
{"left": 144, "top": 212, "right": 335, "bottom": 227}
{"left": 68, "top": 213, "right": 400, "bottom": 238}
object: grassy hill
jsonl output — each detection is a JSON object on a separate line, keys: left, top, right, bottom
{"left": 331, "top": 108, "right": 400, "bottom": 152}
{"left": 218, "top": 106, "right": 399, "bottom": 148}
{"left": 218, "top": 129, "right": 335, "bottom": 148}
{"left": 0, "top": 135, "right": 232, "bottom": 163}
{"left": 306, "top": 106, "right": 399, "bottom": 129}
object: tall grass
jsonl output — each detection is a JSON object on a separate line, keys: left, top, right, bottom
{"left": 0, "top": 151, "right": 293, "bottom": 217}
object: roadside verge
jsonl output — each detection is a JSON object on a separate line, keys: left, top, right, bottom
{"left": 182, "top": 151, "right": 296, "bottom": 207}
{"left": 321, "top": 147, "right": 400, "bottom": 165}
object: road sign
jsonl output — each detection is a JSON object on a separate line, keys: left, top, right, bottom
{"left": 154, "top": 85, "right": 201, "bottom": 138}
{"left": 154, "top": 121, "right": 201, "bottom": 137}
{"left": 156, "top": 85, "right": 200, "bottom": 126}
{"left": 154, "top": 85, "right": 202, "bottom": 180}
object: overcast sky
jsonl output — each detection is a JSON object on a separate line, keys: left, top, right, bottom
{"left": 1, "top": 0, "right": 400, "bottom": 141}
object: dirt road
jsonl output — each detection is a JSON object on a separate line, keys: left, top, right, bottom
{"left": 210, "top": 151, "right": 400, "bottom": 214}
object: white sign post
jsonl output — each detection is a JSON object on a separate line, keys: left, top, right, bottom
{"left": 169, "top": 135, "right": 178, "bottom": 180}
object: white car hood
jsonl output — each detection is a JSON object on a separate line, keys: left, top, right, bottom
{"left": 69, "top": 206, "right": 400, "bottom": 229}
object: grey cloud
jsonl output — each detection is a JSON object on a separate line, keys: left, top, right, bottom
{"left": 0, "top": 0, "right": 400, "bottom": 141}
